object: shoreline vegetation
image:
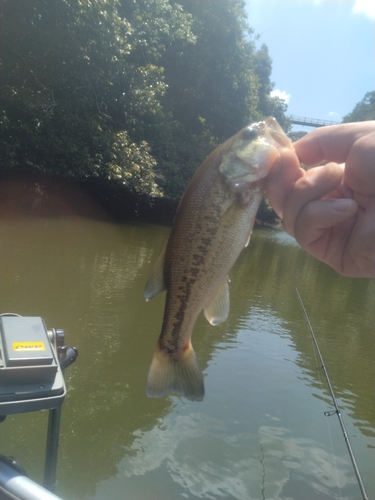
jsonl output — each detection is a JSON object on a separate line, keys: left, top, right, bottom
{"left": 0, "top": 169, "right": 281, "bottom": 228}
{"left": 0, "top": 0, "right": 290, "bottom": 220}
{"left": 2, "top": 1, "right": 371, "bottom": 226}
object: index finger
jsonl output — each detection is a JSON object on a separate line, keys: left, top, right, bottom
{"left": 294, "top": 121, "right": 375, "bottom": 166}
{"left": 265, "top": 147, "right": 303, "bottom": 219}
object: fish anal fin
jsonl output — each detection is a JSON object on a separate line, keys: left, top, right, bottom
{"left": 146, "top": 344, "right": 204, "bottom": 402}
{"left": 144, "top": 246, "right": 166, "bottom": 301}
{"left": 203, "top": 279, "right": 230, "bottom": 326}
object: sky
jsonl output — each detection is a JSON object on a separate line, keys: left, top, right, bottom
{"left": 244, "top": 0, "right": 375, "bottom": 127}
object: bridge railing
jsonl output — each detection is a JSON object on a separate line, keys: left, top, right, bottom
{"left": 290, "top": 115, "right": 340, "bottom": 128}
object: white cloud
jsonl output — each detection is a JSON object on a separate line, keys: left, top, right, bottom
{"left": 352, "top": 0, "right": 375, "bottom": 19}
{"left": 270, "top": 89, "right": 291, "bottom": 104}
{"left": 107, "top": 415, "right": 355, "bottom": 499}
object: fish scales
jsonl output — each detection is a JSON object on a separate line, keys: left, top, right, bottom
{"left": 163, "top": 158, "right": 255, "bottom": 342}
{"left": 144, "top": 117, "right": 292, "bottom": 401}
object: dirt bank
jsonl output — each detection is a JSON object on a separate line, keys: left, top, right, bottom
{"left": 0, "top": 170, "right": 177, "bottom": 225}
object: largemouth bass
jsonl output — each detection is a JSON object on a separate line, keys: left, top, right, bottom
{"left": 144, "top": 117, "right": 292, "bottom": 401}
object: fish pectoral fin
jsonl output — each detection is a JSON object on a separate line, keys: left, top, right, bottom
{"left": 204, "top": 278, "right": 230, "bottom": 326}
{"left": 245, "top": 229, "right": 252, "bottom": 248}
{"left": 146, "top": 344, "right": 204, "bottom": 402}
{"left": 144, "top": 246, "right": 166, "bottom": 300}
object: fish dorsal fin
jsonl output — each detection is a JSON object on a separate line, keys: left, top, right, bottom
{"left": 203, "top": 278, "right": 230, "bottom": 326}
{"left": 144, "top": 246, "right": 166, "bottom": 301}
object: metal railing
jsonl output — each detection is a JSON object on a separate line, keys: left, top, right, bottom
{"left": 290, "top": 115, "right": 340, "bottom": 128}
{"left": 0, "top": 458, "right": 65, "bottom": 500}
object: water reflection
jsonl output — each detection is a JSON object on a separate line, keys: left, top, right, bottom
{"left": 102, "top": 412, "right": 356, "bottom": 500}
{"left": 0, "top": 220, "right": 373, "bottom": 499}
{"left": 228, "top": 228, "right": 375, "bottom": 438}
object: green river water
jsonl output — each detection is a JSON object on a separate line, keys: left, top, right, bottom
{"left": 0, "top": 218, "right": 374, "bottom": 500}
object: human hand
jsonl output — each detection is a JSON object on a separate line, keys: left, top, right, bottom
{"left": 265, "top": 121, "right": 375, "bottom": 278}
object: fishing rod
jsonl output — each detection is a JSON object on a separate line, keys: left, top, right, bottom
{"left": 295, "top": 288, "right": 369, "bottom": 500}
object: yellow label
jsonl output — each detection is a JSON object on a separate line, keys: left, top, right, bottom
{"left": 13, "top": 341, "right": 45, "bottom": 351}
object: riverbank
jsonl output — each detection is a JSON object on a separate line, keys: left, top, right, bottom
{"left": 0, "top": 170, "right": 177, "bottom": 225}
{"left": 0, "top": 169, "right": 280, "bottom": 227}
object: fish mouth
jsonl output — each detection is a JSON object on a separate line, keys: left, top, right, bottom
{"left": 269, "top": 128, "right": 292, "bottom": 148}
{"left": 220, "top": 116, "right": 292, "bottom": 192}
{"left": 227, "top": 177, "right": 263, "bottom": 194}
{"left": 264, "top": 117, "right": 293, "bottom": 149}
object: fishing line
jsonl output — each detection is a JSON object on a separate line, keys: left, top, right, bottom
{"left": 302, "top": 300, "right": 342, "bottom": 500}
{"left": 296, "top": 288, "right": 369, "bottom": 500}
{"left": 303, "top": 305, "right": 343, "bottom": 500}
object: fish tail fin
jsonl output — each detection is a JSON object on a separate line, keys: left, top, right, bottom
{"left": 146, "top": 344, "right": 204, "bottom": 402}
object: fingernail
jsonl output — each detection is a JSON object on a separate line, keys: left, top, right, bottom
{"left": 330, "top": 199, "right": 356, "bottom": 212}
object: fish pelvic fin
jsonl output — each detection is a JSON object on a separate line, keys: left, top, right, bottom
{"left": 144, "top": 246, "right": 166, "bottom": 300}
{"left": 146, "top": 344, "right": 204, "bottom": 402}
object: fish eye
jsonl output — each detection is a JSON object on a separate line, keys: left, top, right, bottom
{"left": 242, "top": 127, "right": 257, "bottom": 141}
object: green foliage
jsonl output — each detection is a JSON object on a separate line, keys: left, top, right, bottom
{"left": 105, "top": 131, "right": 162, "bottom": 196}
{"left": 342, "top": 91, "right": 375, "bottom": 123}
{"left": 0, "top": 0, "right": 289, "bottom": 205}
{"left": 143, "top": 0, "right": 290, "bottom": 198}
{"left": 252, "top": 44, "right": 291, "bottom": 131}
{"left": 0, "top": 0, "right": 187, "bottom": 194}
{"left": 160, "top": 0, "right": 259, "bottom": 139}
{"left": 117, "top": 0, "right": 196, "bottom": 61}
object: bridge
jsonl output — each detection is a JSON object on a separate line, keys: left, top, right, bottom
{"left": 290, "top": 115, "right": 340, "bottom": 128}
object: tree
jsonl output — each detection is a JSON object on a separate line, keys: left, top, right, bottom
{"left": 0, "top": 0, "right": 192, "bottom": 195}
{"left": 342, "top": 91, "right": 375, "bottom": 123}
{"left": 0, "top": 0, "right": 289, "bottom": 206}
{"left": 140, "top": 0, "right": 290, "bottom": 198}
{"left": 252, "top": 44, "right": 290, "bottom": 130}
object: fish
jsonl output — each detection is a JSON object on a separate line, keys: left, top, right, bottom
{"left": 144, "top": 117, "right": 292, "bottom": 401}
